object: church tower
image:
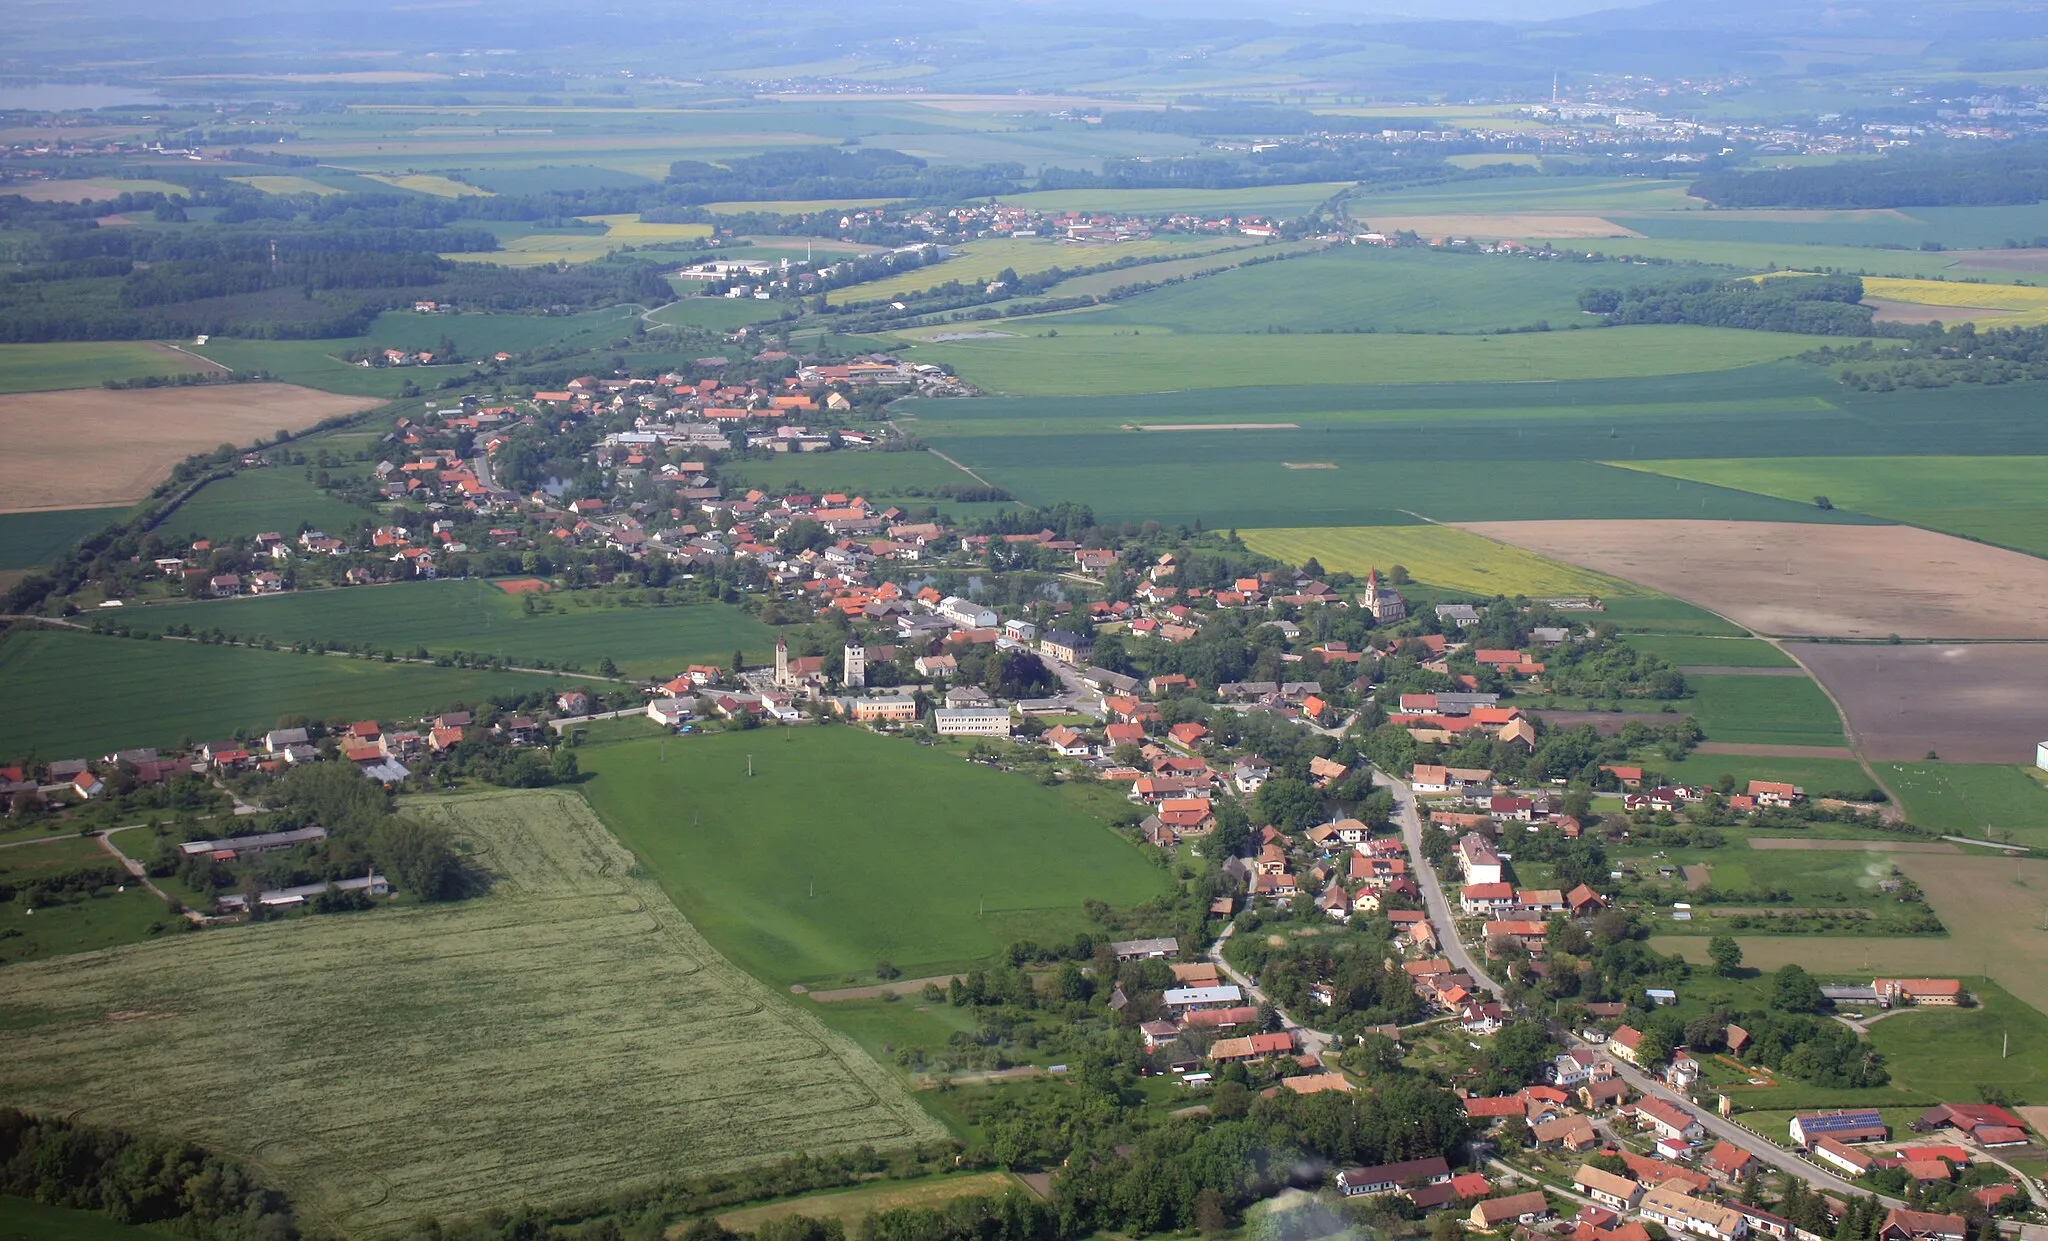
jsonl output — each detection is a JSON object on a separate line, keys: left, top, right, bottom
{"left": 774, "top": 636, "right": 789, "bottom": 686}
{"left": 843, "top": 639, "right": 866, "bottom": 688}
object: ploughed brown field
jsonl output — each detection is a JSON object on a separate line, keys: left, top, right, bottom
{"left": 1459, "top": 520, "right": 2048, "bottom": 640}
{"left": 1791, "top": 642, "right": 2048, "bottom": 764}
{"left": 0, "top": 384, "right": 380, "bottom": 513}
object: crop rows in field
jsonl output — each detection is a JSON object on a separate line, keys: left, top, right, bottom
{"left": 0, "top": 790, "right": 940, "bottom": 1238}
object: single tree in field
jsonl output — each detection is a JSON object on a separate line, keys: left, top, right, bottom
{"left": 1708, "top": 935, "right": 1743, "bottom": 977}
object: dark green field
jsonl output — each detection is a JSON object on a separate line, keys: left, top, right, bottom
{"left": 0, "top": 627, "right": 609, "bottom": 760}
{"left": 1682, "top": 674, "right": 1846, "bottom": 747}
{"left": 577, "top": 727, "right": 1171, "bottom": 987}
{"left": 0, "top": 1197, "right": 176, "bottom": 1241}
{"left": 0, "top": 507, "right": 127, "bottom": 571}
{"left": 109, "top": 581, "right": 777, "bottom": 680}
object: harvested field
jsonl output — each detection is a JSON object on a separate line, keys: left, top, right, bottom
{"left": 1460, "top": 520, "right": 2048, "bottom": 640}
{"left": 1360, "top": 214, "right": 1643, "bottom": 239}
{"left": 1693, "top": 742, "right": 1861, "bottom": 757}
{"left": 709, "top": 1172, "right": 1027, "bottom": 1234}
{"left": 1747, "top": 838, "right": 1960, "bottom": 852}
{"left": 0, "top": 790, "right": 938, "bottom": 1237}
{"left": 1949, "top": 248, "right": 2048, "bottom": 274}
{"left": 0, "top": 384, "right": 379, "bottom": 513}
{"left": 1794, "top": 642, "right": 2048, "bottom": 764}
{"left": 1866, "top": 297, "right": 2018, "bottom": 325}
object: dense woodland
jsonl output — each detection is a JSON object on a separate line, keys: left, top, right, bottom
{"left": 1809, "top": 320, "right": 2048, "bottom": 387}
{"left": 1690, "top": 142, "right": 2048, "bottom": 209}
{"left": 1578, "top": 274, "right": 1878, "bottom": 334}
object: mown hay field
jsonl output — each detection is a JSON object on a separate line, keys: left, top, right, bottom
{"left": 826, "top": 235, "right": 1244, "bottom": 305}
{"left": 578, "top": 728, "right": 1171, "bottom": 988}
{"left": 111, "top": 580, "right": 778, "bottom": 681}
{"left": 0, "top": 790, "right": 941, "bottom": 1238}
{"left": 1239, "top": 524, "right": 1639, "bottom": 598}
{"left": 900, "top": 326, "right": 1847, "bottom": 397}
{"left": 0, "top": 628, "right": 610, "bottom": 761}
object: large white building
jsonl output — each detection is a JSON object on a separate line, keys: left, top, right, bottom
{"left": 2037, "top": 740, "right": 2048, "bottom": 772}
{"left": 932, "top": 708, "right": 1013, "bottom": 737}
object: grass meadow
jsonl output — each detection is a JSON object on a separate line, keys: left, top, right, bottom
{"left": 1060, "top": 246, "right": 1613, "bottom": 334}
{"left": 0, "top": 627, "right": 609, "bottom": 760}
{"left": 1647, "top": 752, "right": 1875, "bottom": 795}
{"left": 182, "top": 339, "right": 417, "bottom": 398}
{"left": 1623, "top": 635, "right": 1796, "bottom": 667}
{"left": 0, "top": 836, "right": 177, "bottom": 965}
{"left": 0, "top": 342, "right": 212, "bottom": 393}
{"left": 0, "top": 507, "right": 126, "bottom": 570}
{"left": 0, "top": 790, "right": 941, "bottom": 1237}
{"left": 1597, "top": 596, "right": 1749, "bottom": 636}
{"left": 112, "top": 581, "right": 777, "bottom": 680}
{"left": 1238, "top": 525, "right": 1639, "bottom": 597}
{"left": 898, "top": 327, "right": 1852, "bottom": 396}
{"left": 155, "top": 469, "right": 379, "bottom": 545}
{"left": 1617, "top": 456, "right": 2048, "bottom": 556}
{"left": 1880, "top": 762, "right": 2048, "bottom": 847}
{"left": 577, "top": 727, "right": 1171, "bottom": 988}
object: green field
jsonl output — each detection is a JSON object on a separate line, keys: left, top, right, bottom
{"left": 0, "top": 1197, "right": 177, "bottom": 1241}
{"left": 1880, "top": 762, "right": 2048, "bottom": 847}
{"left": 898, "top": 326, "right": 1853, "bottom": 396}
{"left": 1682, "top": 674, "right": 1846, "bottom": 747}
{"left": 0, "top": 836, "right": 178, "bottom": 965}
{"left": 182, "top": 339, "right": 416, "bottom": 398}
{"left": 0, "top": 790, "right": 941, "bottom": 1236}
{"left": 1589, "top": 237, "right": 1982, "bottom": 281}
{"left": 363, "top": 305, "right": 644, "bottom": 355}
{"left": 1596, "top": 595, "right": 1749, "bottom": 636}
{"left": 1648, "top": 752, "right": 1876, "bottom": 795}
{"left": 1239, "top": 525, "right": 1639, "bottom": 597}
{"left": 991, "top": 183, "right": 1356, "bottom": 216}
{"left": 649, "top": 297, "right": 796, "bottom": 331}
{"left": 0, "top": 342, "right": 211, "bottom": 394}
{"left": 155, "top": 470, "right": 379, "bottom": 545}
{"left": 113, "top": 581, "right": 776, "bottom": 680}
{"left": 577, "top": 728, "right": 1171, "bottom": 987}
{"left": 0, "top": 507, "right": 127, "bottom": 571}
{"left": 0, "top": 627, "right": 609, "bottom": 760}
{"left": 1866, "top": 978, "right": 2048, "bottom": 1100}
{"left": 1060, "top": 246, "right": 1612, "bottom": 334}
{"left": 1345, "top": 175, "right": 1702, "bottom": 217}
{"left": 1623, "top": 635, "right": 1796, "bottom": 667}
{"left": 1616, "top": 457, "right": 2048, "bottom": 556}
{"left": 715, "top": 1172, "right": 1028, "bottom": 1232}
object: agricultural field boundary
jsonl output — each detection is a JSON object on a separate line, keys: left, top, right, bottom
{"left": 0, "top": 789, "right": 940, "bottom": 1236}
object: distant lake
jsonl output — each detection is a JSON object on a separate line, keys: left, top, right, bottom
{"left": 0, "top": 84, "right": 165, "bottom": 111}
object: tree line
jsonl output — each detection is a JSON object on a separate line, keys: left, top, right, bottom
{"left": 1690, "top": 142, "right": 2048, "bottom": 209}
{"left": 1577, "top": 273, "right": 1878, "bottom": 334}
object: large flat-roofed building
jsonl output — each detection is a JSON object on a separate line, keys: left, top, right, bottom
{"left": 931, "top": 708, "right": 1013, "bottom": 737}
{"left": 178, "top": 826, "right": 328, "bottom": 859}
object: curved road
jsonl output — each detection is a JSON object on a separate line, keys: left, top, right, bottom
{"left": 1206, "top": 920, "right": 1334, "bottom": 1059}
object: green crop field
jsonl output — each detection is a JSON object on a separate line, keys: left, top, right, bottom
{"left": 182, "top": 339, "right": 416, "bottom": 398}
{"left": 1614, "top": 457, "right": 2048, "bottom": 557}
{"left": 1345, "top": 175, "right": 1703, "bottom": 217}
{"left": 898, "top": 326, "right": 1851, "bottom": 396}
{"left": 1880, "top": 762, "right": 2048, "bottom": 848}
{"left": 577, "top": 728, "right": 1171, "bottom": 988}
{"left": 1060, "top": 246, "right": 1612, "bottom": 335}
{"left": 0, "top": 342, "right": 215, "bottom": 393}
{"left": 1680, "top": 674, "right": 1846, "bottom": 748}
{"left": 0, "top": 627, "right": 610, "bottom": 761}
{"left": 1623, "top": 635, "right": 1795, "bottom": 667}
{"left": 0, "top": 790, "right": 941, "bottom": 1237}
{"left": 0, "top": 1197, "right": 177, "bottom": 1241}
{"left": 1597, "top": 596, "right": 1748, "bottom": 636}
{"left": 1239, "top": 525, "right": 1639, "bottom": 597}
{"left": 363, "top": 306, "right": 643, "bottom": 356}
{"left": 0, "top": 507, "right": 127, "bottom": 571}
{"left": 650, "top": 297, "right": 796, "bottom": 331}
{"left": 112, "top": 581, "right": 776, "bottom": 680}
{"left": 1587, "top": 237, "right": 1978, "bottom": 280}
{"left": 154, "top": 470, "right": 379, "bottom": 546}
{"left": 828, "top": 235, "right": 1246, "bottom": 305}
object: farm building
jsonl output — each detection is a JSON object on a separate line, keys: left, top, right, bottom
{"left": 1336, "top": 1155, "right": 1452, "bottom": 1197}
{"left": 1110, "top": 937, "right": 1179, "bottom": 960}
{"left": 1790, "top": 1110, "right": 1888, "bottom": 1147}
{"left": 178, "top": 826, "right": 329, "bottom": 859}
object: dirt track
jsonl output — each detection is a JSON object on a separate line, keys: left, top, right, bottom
{"left": 1460, "top": 520, "right": 2048, "bottom": 640}
{"left": 0, "top": 384, "right": 380, "bottom": 513}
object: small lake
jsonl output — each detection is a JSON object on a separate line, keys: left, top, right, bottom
{"left": 0, "top": 84, "right": 166, "bottom": 111}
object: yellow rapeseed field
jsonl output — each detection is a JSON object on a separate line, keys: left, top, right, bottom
{"left": 1860, "top": 276, "right": 2048, "bottom": 325}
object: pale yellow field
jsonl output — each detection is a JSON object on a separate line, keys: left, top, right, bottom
{"left": 230, "top": 175, "right": 344, "bottom": 196}
{"left": 447, "top": 214, "right": 711, "bottom": 266}
{"left": 826, "top": 235, "right": 1244, "bottom": 305}
{"left": 578, "top": 212, "right": 714, "bottom": 240}
{"left": 1240, "top": 525, "right": 1642, "bottom": 598}
{"left": 1860, "top": 276, "right": 2048, "bottom": 324}
{"left": 364, "top": 172, "right": 494, "bottom": 197}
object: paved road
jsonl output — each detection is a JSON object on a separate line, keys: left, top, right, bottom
{"left": 1206, "top": 920, "right": 1333, "bottom": 1059}
{"left": 1375, "top": 766, "right": 1504, "bottom": 998}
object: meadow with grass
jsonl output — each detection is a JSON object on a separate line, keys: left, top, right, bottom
{"left": 110, "top": 580, "right": 777, "bottom": 680}
{"left": 0, "top": 790, "right": 941, "bottom": 1237}
{"left": 577, "top": 727, "right": 1170, "bottom": 988}
{"left": 0, "top": 627, "right": 610, "bottom": 760}
{"left": 154, "top": 469, "right": 380, "bottom": 546}
{"left": 0, "top": 341, "right": 212, "bottom": 393}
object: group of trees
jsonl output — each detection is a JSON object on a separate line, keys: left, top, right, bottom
{"left": 1578, "top": 274, "right": 1877, "bottom": 335}
{"left": 1811, "top": 320, "right": 2048, "bottom": 389}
